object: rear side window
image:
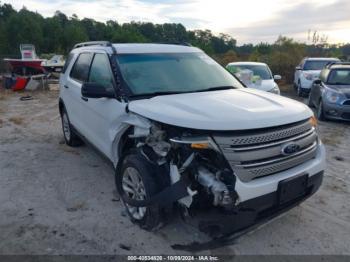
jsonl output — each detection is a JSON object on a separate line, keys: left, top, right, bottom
{"left": 70, "top": 53, "right": 93, "bottom": 82}
{"left": 62, "top": 53, "right": 74, "bottom": 74}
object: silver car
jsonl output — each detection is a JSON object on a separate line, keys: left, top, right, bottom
{"left": 308, "top": 62, "right": 350, "bottom": 121}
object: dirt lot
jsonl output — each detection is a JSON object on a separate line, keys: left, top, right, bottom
{"left": 0, "top": 88, "right": 349, "bottom": 255}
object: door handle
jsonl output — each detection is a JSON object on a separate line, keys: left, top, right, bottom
{"left": 81, "top": 97, "right": 88, "bottom": 102}
{"left": 64, "top": 85, "right": 69, "bottom": 89}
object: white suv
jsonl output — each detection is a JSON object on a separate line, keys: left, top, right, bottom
{"left": 59, "top": 42, "right": 325, "bottom": 237}
{"left": 294, "top": 57, "right": 340, "bottom": 97}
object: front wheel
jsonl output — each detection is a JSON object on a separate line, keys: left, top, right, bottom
{"left": 116, "top": 153, "right": 164, "bottom": 231}
{"left": 307, "top": 93, "right": 314, "bottom": 107}
{"left": 297, "top": 82, "right": 303, "bottom": 97}
{"left": 316, "top": 100, "right": 326, "bottom": 121}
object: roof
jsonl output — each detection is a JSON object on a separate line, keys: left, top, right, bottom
{"left": 329, "top": 64, "right": 350, "bottom": 69}
{"left": 226, "top": 61, "right": 267, "bottom": 66}
{"left": 304, "top": 57, "right": 340, "bottom": 61}
{"left": 73, "top": 43, "right": 202, "bottom": 54}
{"left": 113, "top": 43, "right": 201, "bottom": 54}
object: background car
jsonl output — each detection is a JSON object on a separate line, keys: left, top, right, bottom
{"left": 226, "top": 62, "right": 281, "bottom": 94}
{"left": 294, "top": 57, "right": 340, "bottom": 97}
{"left": 307, "top": 62, "right": 350, "bottom": 121}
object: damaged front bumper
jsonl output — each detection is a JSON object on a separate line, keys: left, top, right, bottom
{"left": 118, "top": 114, "right": 325, "bottom": 241}
{"left": 191, "top": 171, "right": 323, "bottom": 239}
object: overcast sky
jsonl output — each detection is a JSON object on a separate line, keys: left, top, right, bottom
{"left": 5, "top": 0, "right": 350, "bottom": 45}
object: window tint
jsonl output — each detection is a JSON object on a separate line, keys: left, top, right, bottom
{"left": 88, "top": 54, "right": 114, "bottom": 89}
{"left": 117, "top": 53, "right": 243, "bottom": 95}
{"left": 70, "top": 53, "right": 93, "bottom": 82}
{"left": 227, "top": 64, "right": 272, "bottom": 80}
{"left": 303, "top": 60, "right": 337, "bottom": 71}
{"left": 327, "top": 69, "right": 350, "bottom": 85}
{"left": 62, "top": 53, "right": 74, "bottom": 74}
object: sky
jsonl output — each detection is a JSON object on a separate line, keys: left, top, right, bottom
{"left": 5, "top": 0, "right": 350, "bottom": 45}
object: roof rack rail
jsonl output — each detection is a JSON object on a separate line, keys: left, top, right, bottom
{"left": 156, "top": 42, "right": 192, "bottom": 47}
{"left": 73, "top": 41, "right": 117, "bottom": 54}
{"left": 74, "top": 41, "right": 112, "bottom": 48}
{"left": 325, "top": 61, "right": 350, "bottom": 68}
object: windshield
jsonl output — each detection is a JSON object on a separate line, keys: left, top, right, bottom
{"left": 303, "top": 60, "right": 336, "bottom": 70}
{"left": 227, "top": 64, "right": 272, "bottom": 80}
{"left": 327, "top": 69, "right": 350, "bottom": 85}
{"left": 116, "top": 52, "right": 243, "bottom": 96}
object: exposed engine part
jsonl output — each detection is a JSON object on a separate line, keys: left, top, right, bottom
{"left": 147, "top": 140, "right": 171, "bottom": 157}
{"left": 170, "top": 164, "right": 197, "bottom": 208}
{"left": 178, "top": 153, "right": 195, "bottom": 173}
{"left": 197, "top": 166, "right": 232, "bottom": 207}
{"left": 128, "top": 119, "right": 171, "bottom": 159}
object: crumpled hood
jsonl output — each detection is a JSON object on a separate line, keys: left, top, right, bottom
{"left": 128, "top": 88, "right": 313, "bottom": 131}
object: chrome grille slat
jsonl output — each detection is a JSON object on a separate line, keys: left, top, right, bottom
{"left": 214, "top": 120, "right": 318, "bottom": 182}
{"left": 224, "top": 127, "right": 315, "bottom": 152}
{"left": 234, "top": 141, "right": 317, "bottom": 168}
{"left": 240, "top": 148, "right": 317, "bottom": 180}
{"left": 215, "top": 120, "right": 311, "bottom": 146}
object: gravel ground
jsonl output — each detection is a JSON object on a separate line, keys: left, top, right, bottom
{"left": 0, "top": 88, "right": 349, "bottom": 255}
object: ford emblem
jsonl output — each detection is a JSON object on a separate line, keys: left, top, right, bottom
{"left": 281, "top": 143, "right": 300, "bottom": 155}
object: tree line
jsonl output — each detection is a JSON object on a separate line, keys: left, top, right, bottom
{"left": 1, "top": 2, "right": 350, "bottom": 83}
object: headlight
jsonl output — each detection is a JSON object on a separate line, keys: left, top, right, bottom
{"left": 309, "top": 115, "right": 317, "bottom": 128}
{"left": 303, "top": 72, "right": 314, "bottom": 81}
{"left": 269, "top": 85, "right": 280, "bottom": 95}
{"left": 170, "top": 136, "right": 220, "bottom": 152}
{"left": 325, "top": 90, "right": 343, "bottom": 104}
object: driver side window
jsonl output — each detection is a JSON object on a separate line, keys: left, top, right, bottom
{"left": 88, "top": 53, "right": 114, "bottom": 90}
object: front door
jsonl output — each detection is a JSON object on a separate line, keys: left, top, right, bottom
{"left": 79, "top": 52, "right": 127, "bottom": 159}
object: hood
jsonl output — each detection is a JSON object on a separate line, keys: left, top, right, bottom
{"left": 128, "top": 89, "right": 313, "bottom": 131}
{"left": 246, "top": 79, "right": 276, "bottom": 92}
{"left": 326, "top": 84, "right": 350, "bottom": 98}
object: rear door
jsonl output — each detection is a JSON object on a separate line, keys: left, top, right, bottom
{"left": 64, "top": 52, "right": 94, "bottom": 133}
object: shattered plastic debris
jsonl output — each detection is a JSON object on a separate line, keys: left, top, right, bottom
{"left": 170, "top": 164, "right": 197, "bottom": 207}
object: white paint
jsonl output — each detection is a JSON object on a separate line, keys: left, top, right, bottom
{"left": 129, "top": 88, "right": 313, "bottom": 130}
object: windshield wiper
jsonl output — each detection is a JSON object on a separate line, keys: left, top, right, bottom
{"left": 128, "top": 86, "right": 235, "bottom": 99}
{"left": 191, "top": 86, "right": 235, "bottom": 93}
{"left": 128, "top": 90, "right": 188, "bottom": 99}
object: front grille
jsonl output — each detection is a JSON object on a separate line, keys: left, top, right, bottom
{"left": 214, "top": 119, "right": 318, "bottom": 182}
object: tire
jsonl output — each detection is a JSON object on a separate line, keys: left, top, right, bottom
{"left": 116, "top": 152, "right": 164, "bottom": 231}
{"left": 297, "top": 82, "right": 303, "bottom": 97}
{"left": 307, "top": 93, "right": 314, "bottom": 107}
{"left": 293, "top": 82, "right": 298, "bottom": 90}
{"left": 316, "top": 100, "right": 326, "bottom": 121}
{"left": 61, "top": 107, "right": 83, "bottom": 147}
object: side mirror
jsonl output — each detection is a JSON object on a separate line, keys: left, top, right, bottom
{"left": 81, "top": 82, "right": 115, "bottom": 99}
{"left": 313, "top": 79, "right": 322, "bottom": 85}
{"left": 273, "top": 75, "right": 282, "bottom": 80}
{"left": 295, "top": 66, "right": 302, "bottom": 70}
